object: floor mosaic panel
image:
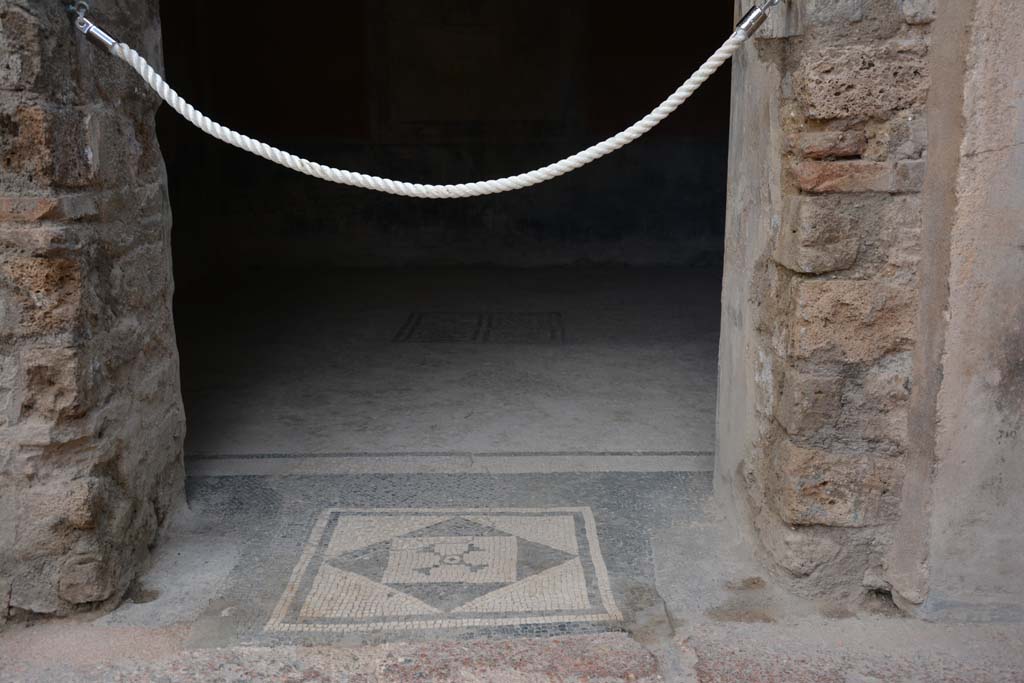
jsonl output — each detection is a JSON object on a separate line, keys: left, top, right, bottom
{"left": 393, "top": 312, "right": 564, "bottom": 343}
{"left": 266, "top": 507, "right": 621, "bottom": 633}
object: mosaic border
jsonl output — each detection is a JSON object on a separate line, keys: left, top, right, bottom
{"left": 265, "top": 506, "right": 622, "bottom": 633}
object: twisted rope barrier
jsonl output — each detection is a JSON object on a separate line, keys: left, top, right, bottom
{"left": 71, "top": 2, "right": 779, "bottom": 199}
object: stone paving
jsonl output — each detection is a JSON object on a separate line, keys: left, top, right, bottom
{"left": 2, "top": 466, "right": 1024, "bottom": 681}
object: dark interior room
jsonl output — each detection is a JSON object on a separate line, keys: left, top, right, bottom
{"left": 158, "top": 0, "right": 733, "bottom": 459}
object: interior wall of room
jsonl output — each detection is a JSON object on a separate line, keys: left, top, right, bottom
{"left": 157, "top": 0, "right": 734, "bottom": 286}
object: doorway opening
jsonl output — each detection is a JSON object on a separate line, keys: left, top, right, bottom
{"left": 149, "top": 0, "right": 753, "bottom": 647}
{"left": 154, "top": 0, "right": 739, "bottom": 640}
{"left": 160, "top": 0, "right": 732, "bottom": 463}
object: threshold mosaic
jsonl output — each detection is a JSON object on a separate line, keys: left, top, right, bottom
{"left": 266, "top": 507, "right": 621, "bottom": 633}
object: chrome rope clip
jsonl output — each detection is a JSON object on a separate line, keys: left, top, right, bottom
{"left": 69, "top": 2, "right": 119, "bottom": 53}
{"left": 737, "top": 0, "right": 784, "bottom": 36}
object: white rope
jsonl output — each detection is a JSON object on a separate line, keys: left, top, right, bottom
{"left": 112, "top": 30, "right": 748, "bottom": 199}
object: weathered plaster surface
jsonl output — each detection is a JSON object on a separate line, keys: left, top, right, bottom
{"left": 914, "top": 0, "right": 1024, "bottom": 621}
{"left": 715, "top": 3, "right": 786, "bottom": 546}
{"left": 884, "top": 0, "right": 976, "bottom": 612}
{"left": 0, "top": 0, "right": 184, "bottom": 617}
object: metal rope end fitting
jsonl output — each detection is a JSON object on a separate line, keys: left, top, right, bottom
{"left": 74, "top": 15, "right": 119, "bottom": 52}
{"left": 737, "top": 0, "right": 783, "bottom": 36}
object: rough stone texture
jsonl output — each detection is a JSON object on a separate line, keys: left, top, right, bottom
{"left": 719, "top": 0, "right": 930, "bottom": 603}
{"left": 788, "top": 130, "right": 868, "bottom": 160}
{"left": 770, "top": 440, "right": 902, "bottom": 528}
{"left": 793, "top": 42, "right": 928, "bottom": 121}
{"left": 0, "top": 1, "right": 184, "bottom": 617}
{"left": 790, "top": 159, "right": 896, "bottom": 193}
{"left": 788, "top": 279, "right": 916, "bottom": 363}
{"left": 901, "top": 0, "right": 936, "bottom": 26}
{"left": 773, "top": 197, "right": 858, "bottom": 274}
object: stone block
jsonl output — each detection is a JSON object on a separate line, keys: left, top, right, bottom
{"left": 9, "top": 478, "right": 103, "bottom": 570}
{"left": 790, "top": 130, "right": 867, "bottom": 160}
{"left": 842, "top": 401, "right": 909, "bottom": 452}
{"left": 792, "top": 160, "right": 894, "bottom": 194}
{"left": 775, "top": 194, "right": 922, "bottom": 282}
{"left": 771, "top": 440, "right": 902, "bottom": 527}
{"left": 761, "top": 520, "right": 842, "bottom": 577}
{"left": 865, "top": 114, "right": 927, "bottom": 161}
{"left": 0, "top": 254, "right": 82, "bottom": 337}
{"left": 13, "top": 486, "right": 75, "bottom": 561}
{"left": 789, "top": 280, "right": 916, "bottom": 363}
{"left": 894, "top": 159, "right": 926, "bottom": 193}
{"left": 900, "top": 0, "right": 935, "bottom": 25}
{"left": 863, "top": 353, "right": 911, "bottom": 404}
{"left": 0, "top": 196, "right": 58, "bottom": 222}
{"left": 831, "top": 354, "right": 912, "bottom": 452}
{"left": 794, "top": 45, "right": 928, "bottom": 120}
{"left": 57, "top": 554, "right": 116, "bottom": 605}
{"left": 62, "top": 478, "right": 100, "bottom": 530}
{"left": 0, "top": 5, "right": 45, "bottom": 91}
{"left": 110, "top": 243, "right": 172, "bottom": 311}
{"left": 776, "top": 366, "right": 844, "bottom": 436}
{"left": 0, "top": 194, "right": 102, "bottom": 223}
{"left": 774, "top": 196, "right": 860, "bottom": 273}
{"left": 0, "top": 223, "right": 78, "bottom": 254}
{"left": 897, "top": 116, "right": 928, "bottom": 160}
{"left": 19, "top": 347, "right": 90, "bottom": 422}
{"left": 807, "top": 0, "right": 865, "bottom": 24}
{"left": 856, "top": 195, "right": 922, "bottom": 279}
{"left": 0, "top": 105, "right": 99, "bottom": 189}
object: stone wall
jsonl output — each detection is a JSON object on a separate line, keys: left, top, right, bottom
{"left": 719, "top": 0, "right": 934, "bottom": 602}
{"left": 0, "top": 0, "right": 183, "bottom": 617}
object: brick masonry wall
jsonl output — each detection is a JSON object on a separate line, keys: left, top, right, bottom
{"left": 0, "top": 1, "right": 184, "bottom": 616}
{"left": 722, "top": 0, "right": 934, "bottom": 601}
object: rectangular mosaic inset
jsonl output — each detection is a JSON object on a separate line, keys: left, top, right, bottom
{"left": 393, "top": 312, "right": 564, "bottom": 343}
{"left": 266, "top": 507, "right": 621, "bottom": 633}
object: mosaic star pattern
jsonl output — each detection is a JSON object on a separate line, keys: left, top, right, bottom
{"left": 266, "top": 507, "right": 621, "bottom": 633}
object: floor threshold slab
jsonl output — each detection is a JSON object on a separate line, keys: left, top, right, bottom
{"left": 187, "top": 452, "right": 714, "bottom": 476}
